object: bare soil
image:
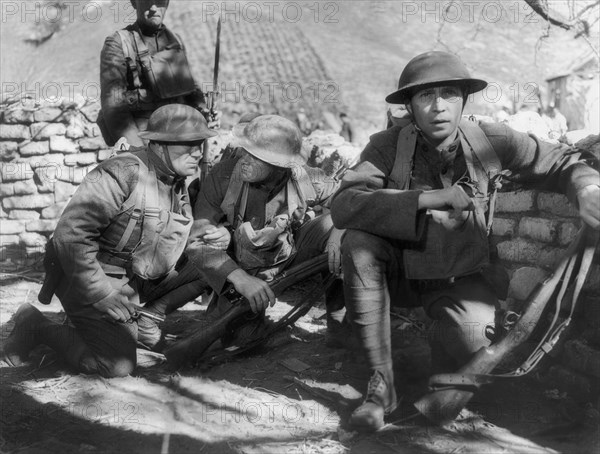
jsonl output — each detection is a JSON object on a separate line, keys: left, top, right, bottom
{"left": 1, "top": 277, "right": 598, "bottom": 454}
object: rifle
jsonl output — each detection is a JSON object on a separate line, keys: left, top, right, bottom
{"left": 164, "top": 253, "right": 330, "bottom": 368}
{"left": 414, "top": 226, "right": 597, "bottom": 425}
{"left": 200, "top": 17, "right": 221, "bottom": 181}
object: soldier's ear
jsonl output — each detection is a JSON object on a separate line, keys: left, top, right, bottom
{"left": 405, "top": 103, "right": 413, "bottom": 116}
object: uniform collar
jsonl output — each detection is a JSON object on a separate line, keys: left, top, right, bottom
{"left": 135, "top": 21, "right": 166, "bottom": 37}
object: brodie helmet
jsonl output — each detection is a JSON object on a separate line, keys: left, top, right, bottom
{"left": 385, "top": 51, "right": 487, "bottom": 104}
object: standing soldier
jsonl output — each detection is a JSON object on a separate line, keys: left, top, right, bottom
{"left": 99, "top": 0, "right": 210, "bottom": 147}
{"left": 4, "top": 105, "right": 227, "bottom": 378}
{"left": 331, "top": 51, "right": 600, "bottom": 431}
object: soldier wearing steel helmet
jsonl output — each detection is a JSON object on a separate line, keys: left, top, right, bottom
{"left": 330, "top": 51, "right": 600, "bottom": 431}
{"left": 99, "top": 0, "right": 212, "bottom": 148}
{"left": 4, "top": 105, "right": 227, "bottom": 378}
{"left": 187, "top": 114, "right": 348, "bottom": 347}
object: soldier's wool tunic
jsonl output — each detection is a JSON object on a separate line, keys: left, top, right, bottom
{"left": 331, "top": 121, "right": 599, "bottom": 371}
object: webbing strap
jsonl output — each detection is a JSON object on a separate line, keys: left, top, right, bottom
{"left": 114, "top": 156, "right": 149, "bottom": 252}
{"left": 428, "top": 227, "right": 597, "bottom": 390}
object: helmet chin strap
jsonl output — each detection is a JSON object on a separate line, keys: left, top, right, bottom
{"left": 150, "top": 142, "right": 177, "bottom": 174}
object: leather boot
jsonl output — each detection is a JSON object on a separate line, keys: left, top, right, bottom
{"left": 350, "top": 369, "right": 397, "bottom": 431}
{"left": 3, "top": 304, "right": 48, "bottom": 366}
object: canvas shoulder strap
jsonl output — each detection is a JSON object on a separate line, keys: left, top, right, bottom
{"left": 113, "top": 154, "right": 154, "bottom": 252}
{"left": 389, "top": 124, "right": 418, "bottom": 190}
{"left": 116, "top": 29, "right": 143, "bottom": 90}
{"left": 459, "top": 118, "right": 505, "bottom": 234}
{"left": 459, "top": 119, "right": 501, "bottom": 178}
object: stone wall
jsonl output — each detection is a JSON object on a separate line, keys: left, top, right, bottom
{"left": 0, "top": 98, "right": 598, "bottom": 401}
{"left": 0, "top": 98, "right": 109, "bottom": 264}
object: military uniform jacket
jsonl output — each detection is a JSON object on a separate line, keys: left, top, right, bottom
{"left": 52, "top": 149, "right": 189, "bottom": 306}
{"left": 100, "top": 22, "right": 205, "bottom": 144}
{"left": 330, "top": 122, "right": 599, "bottom": 275}
{"left": 189, "top": 157, "right": 339, "bottom": 293}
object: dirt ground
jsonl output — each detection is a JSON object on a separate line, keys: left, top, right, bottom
{"left": 1, "top": 276, "right": 598, "bottom": 454}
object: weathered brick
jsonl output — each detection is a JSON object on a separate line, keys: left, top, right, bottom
{"left": 537, "top": 192, "right": 579, "bottom": 217}
{"left": 84, "top": 122, "right": 102, "bottom": 138}
{"left": 496, "top": 238, "right": 542, "bottom": 264}
{"left": 19, "top": 231, "right": 47, "bottom": 248}
{"left": 53, "top": 181, "right": 77, "bottom": 202}
{"left": 0, "top": 220, "right": 25, "bottom": 235}
{"left": 2, "top": 194, "right": 54, "bottom": 210}
{"left": 0, "top": 235, "right": 20, "bottom": 246}
{"left": 3, "top": 108, "right": 35, "bottom": 124}
{"left": 0, "top": 206, "right": 7, "bottom": 218}
{"left": 26, "top": 153, "right": 65, "bottom": 169}
{"left": 64, "top": 152, "right": 97, "bottom": 166}
{"left": 8, "top": 210, "right": 40, "bottom": 220}
{"left": 558, "top": 221, "right": 580, "bottom": 246}
{"left": 80, "top": 102, "right": 100, "bottom": 123}
{"left": 30, "top": 122, "right": 66, "bottom": 139}
{"left": 98, "top": 149, "right": 115, "bottom": 161}
{"left": 518, "top": 217, "right": 558, "bottom": 243}
{"left": 41, "top": 202, "right": 67, "bottom": 219}
{"left": 13, "top": 180, "right": 37, "bottom": 195}
{"left": 496, "top": 190, "right": 536, "bottom": 213}
{"left": 79, "top": 136, "right": 107, "bottom": 151}
{"left": 562, "top": 340, "right": 600, "bottom": 378}
{"left": 1, "top": 162, "right": 34, "bottom": 182}
{"left": 33, "top": 107, "right": 65, "bottom": 123}
{"left": 0, "top": 183, "right": 14, "bottom": 197}
{"left": 19, "top": 140, "right": 50, "bottom": 156}
{"left": 538, "top": 246, "right": 567, "bottom": 269}
{"left": 0, "top": 141, "right": 18, "bottom": 160}
{"left": 491, "top": 218, "right": 516, "bottom": 237}
{"left": 0, "top": 124, "right": 31, "bottom": 140}
{"left": 26, "top": 219, "right": 58, "bottom": 233}
{"left": 50, "top": 136, "right": 79, "bottom": 154}
{"left": 66, "top": 123, "right": 85, "bottom": 139}
{"left": 508, "top": 266, "right": 547, "bottom": 300}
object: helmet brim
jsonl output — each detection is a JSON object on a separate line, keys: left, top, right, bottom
{"left": 232, "top": 124, "right": 307, "bottom": 168}
{"left": 385, "top": 78, "right": 488, "bottom": 104}
{"left": 138, "top": 128, "right": 218, "bottom": 142}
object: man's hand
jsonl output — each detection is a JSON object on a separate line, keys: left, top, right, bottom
{"left": 226, "top": 269, "right": 276, "bottom": 313}
{"left": 327, "top": 228, "right": 345, "bottom": 277}
{"left": 93, "top": 290, "right": 137, "bottom": 323}
{"left": 418, "top": 185, "right": 475, "bottom": 214}
{"left": 202, "top": 224, "right": 231, "bottom": 250}
{"left": 577, "top": 184, "right": 600, "bottom": 230}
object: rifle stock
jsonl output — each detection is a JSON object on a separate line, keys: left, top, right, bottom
{"left": 414, "top": 228, "right": 588, "bottom": 425}
{"left": 164, "top": 254, "right": 328, "bottom": 368}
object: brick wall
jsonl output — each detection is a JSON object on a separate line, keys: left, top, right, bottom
{"left": 494, "top": 188, "right": 600, "bottom": 402}
{"left": 0, "top": 97, "right": 109, "bottom": 264}
{"left": 1, "top": 97, "right": 599, "bottom": 401}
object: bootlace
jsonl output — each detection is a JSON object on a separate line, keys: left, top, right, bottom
{"left": 366, "top": 370, "right": 386, "bottom": 400}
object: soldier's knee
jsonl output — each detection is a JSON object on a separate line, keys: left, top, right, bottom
{"left": 341, "top": 229, "right": 390, "bottom": 257}
{"left": 79, "top": 352, "right": 136, "bottom": 378}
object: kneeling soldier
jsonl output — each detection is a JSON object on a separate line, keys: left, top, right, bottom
{"left": 187, "top": 115, "right": 347, "bottom": 346}
{"left": 4, "top": 104, "right": 226, "bottom": 378}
